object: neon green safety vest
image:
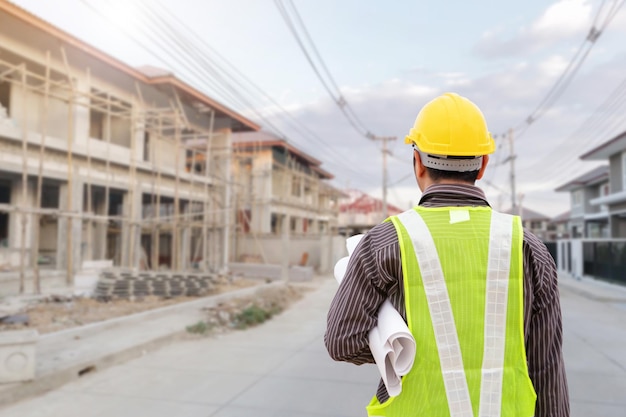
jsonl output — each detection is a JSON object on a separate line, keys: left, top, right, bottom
{"left": 366, "top": 206, "right": 536, "bottom": 417}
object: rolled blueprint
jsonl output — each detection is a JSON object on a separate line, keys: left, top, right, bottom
{"left": 334, "top": 234, "right": 416, "bottom": 397}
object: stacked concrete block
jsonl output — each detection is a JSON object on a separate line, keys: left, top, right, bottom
{"left": 93, "top": 271, "right": 217, "bottom": 301}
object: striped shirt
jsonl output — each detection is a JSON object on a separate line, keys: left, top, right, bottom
{"left": 325, "top": 183, "right": 569, "bottom": 417}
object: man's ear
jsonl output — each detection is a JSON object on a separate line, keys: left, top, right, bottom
{"left": 414, "top": 150, "right": 427, "bottom": 178}
{"left": 476, "top": 155, "right": 489, "bottom": 180}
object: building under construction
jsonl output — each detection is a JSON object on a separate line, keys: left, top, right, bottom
{"left": 228, "top": 131, "right": 344, "bottom": 275}
{"left": 0, "top": 2, "right": 260, "bottom": 294}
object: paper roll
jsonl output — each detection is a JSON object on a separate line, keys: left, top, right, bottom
{"left": 333, "top": 234, "right": 416, "bottom": 396}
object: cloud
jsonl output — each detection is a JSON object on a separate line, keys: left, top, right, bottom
{"left": 260, "top": 48, "right": 626, "bottom": 219}
{"left": 539, "top": 54, "right": 570, "bottom": 77}
{"left": 474, "top": 0, "right": 593, "bottom": 59}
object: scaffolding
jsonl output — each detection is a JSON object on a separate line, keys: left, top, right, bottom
{"left": 228, "top": 136, "right": 342, "bottom": 269}
{"left": 0, "top": 46, "right": 234, "bottom": 294}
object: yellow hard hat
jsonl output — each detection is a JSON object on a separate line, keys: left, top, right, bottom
{"left": 405, "top": 92, "right": 495, "bottom": 156}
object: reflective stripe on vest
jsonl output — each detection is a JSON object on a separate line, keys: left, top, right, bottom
{"left": 396, "top": 208, "right": 473, "bottom": 417}
{"left": 366, "top": 207, "right": 536, "bottom": 417}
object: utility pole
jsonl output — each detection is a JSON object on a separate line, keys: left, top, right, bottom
{"left": 370, "top": 135, "right": 396, "bottom": 220}
{"left": 502, "top": 128, "right": 517, "bottom": 213}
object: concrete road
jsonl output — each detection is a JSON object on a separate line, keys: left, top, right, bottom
{"left": 0, "top": 274, "right": 625, "bottom": 416}
{"left": 560, "top": 279, "right": 626, "bottom": 417}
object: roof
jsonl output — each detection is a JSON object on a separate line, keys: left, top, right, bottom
{"left": 231, "top": 131, "right": 334, "bottom": 180}
{"left": 339, "top": 189, "right": 403, "bottom": 215}
{"left": 552, "top": 210, "right": 570, "bottom": 223}
{"left": 136, "top": 65, "right": 173, "bottom": 78}
{"left": 554, "top": 165, "right": 609, "bottom": 192}
{"left": 580, "top": 130, "right": 626, "bottom": 160}
{"left": 504, "top": 206, "right": 550, "bottom": 221}
{"left": 0, "top": 1, "right": 259, "bottom": 133}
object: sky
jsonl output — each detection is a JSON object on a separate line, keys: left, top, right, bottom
{"left": 9, "top": 0, "right": 626, "bottom": 217}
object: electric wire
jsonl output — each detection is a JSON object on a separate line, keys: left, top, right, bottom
{"left": 145, "top": 0, "right": 375, "bottom": 180}
{"left": 79, "top": 0, "right": 374, "bottom": 183}
{"left": 488, "top": 0, "right": 625, "bottom": 202}
{"left": 520, "top": 74, "right": 626, "bottom": 188}
{"left": 513, "top": 0, "right": 625, "bottom": 140}
{"left": 274, "top": 0, "right": 381, "bottom": 143}
{"left": 143, "top": 0, "right": 378, "bottom": 181}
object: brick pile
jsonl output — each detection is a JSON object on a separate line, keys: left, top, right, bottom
{"left": 93, "top": 271, "right": 217, "bottom": 300}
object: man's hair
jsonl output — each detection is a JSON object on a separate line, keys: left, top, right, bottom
{"left": 426, "top": 167, "right": 480, "bottom": 183}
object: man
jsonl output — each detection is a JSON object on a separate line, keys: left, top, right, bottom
{"left": 325, "top": 92, "right": 569, "bottom": 416}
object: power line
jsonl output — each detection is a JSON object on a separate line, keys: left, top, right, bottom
{"left": 274, "top": 0, "right": 377, "bottom": 141}
{"left": 488, "top": 0, "right": 625, "bottom": 209}
{"left": 513, "top": 0, "right": 625, "bottom": 140}
{"left": 79, "top": 0, "right": 375, "bottom": 183}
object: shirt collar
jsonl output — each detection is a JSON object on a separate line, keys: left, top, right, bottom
{"left": 418, "top": 183, "right": 491, "bottom": 207}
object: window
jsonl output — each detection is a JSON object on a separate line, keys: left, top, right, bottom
{"left": 0, "top": 182, "right": 10, "bottom": 247}
{"left": 600, "top": 183, "right": 609, "bottom": 212}
{"left": 0, "top": 81, "right": 10, "bottom": 116}
{"left": 601, "top": 184, "right": 609, "bottom": 196}
{"left": 291, "top": 177, "right": 301, "bottom": 197}
{"left": 41, "top": 185, "right": 59, "bottom": 208}
{"left": 89, "top": 109, "right": 105, "bottom": 140}
{"left": 143, "top": 132, "right": 150, "bottom": 162}
{"left": 271, "top": 213, "right": 282, "bottom": 234}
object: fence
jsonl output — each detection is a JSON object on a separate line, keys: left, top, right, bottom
{"left": 552, "top": 238, "right": 626, "bottom": 286}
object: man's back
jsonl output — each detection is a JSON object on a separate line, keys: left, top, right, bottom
{"left": 325, "top": 183, "right": 569, "bottom": 416}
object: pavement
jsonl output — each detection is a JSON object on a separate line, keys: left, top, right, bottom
{"left": 0, "top": 271, "right": 623, "bottom": 416}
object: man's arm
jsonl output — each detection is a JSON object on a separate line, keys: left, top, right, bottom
{"left": 524, "top": 232, "right": 570, "bottom": 417}
{"left": 325, "top": 225, "right": 399, "bottom": 365}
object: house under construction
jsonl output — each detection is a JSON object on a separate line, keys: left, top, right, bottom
{"left": 0, "top": 2, "right": 259, "bottom": 294}
{"left": 228, "top": 131, "right": 344, "bottom": 274}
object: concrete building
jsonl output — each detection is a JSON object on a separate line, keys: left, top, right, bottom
{"left": 555, "top": 165, "right": 610, "bottom": 238}
{"left": 338, "top": 189, "right": 403, "bottom": 236}
{"left": 580, "top": 131, "right": 626, "bottom": 237}
{"left": 549, "top": 210, "right": 571, "bottom": 240}
{"left": 227, "top": 131, "right": 343, "bottom": 272}
{"left": 0, "top": 2, "right": 259, "bottom": 293}
{"left": 505, "top": 206, "right": 552, "bottom": 241}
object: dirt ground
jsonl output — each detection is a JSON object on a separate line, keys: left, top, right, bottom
{"left": 0, "top": 276, "right": 265, "bottom": 334}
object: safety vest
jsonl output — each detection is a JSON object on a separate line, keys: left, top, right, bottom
{"left": 366, "top": 206, "right": 536, "bottom": 417}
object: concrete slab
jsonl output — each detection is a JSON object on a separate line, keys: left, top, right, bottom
{"left": 228, "top": 375, "right": 373, "bottom": 417}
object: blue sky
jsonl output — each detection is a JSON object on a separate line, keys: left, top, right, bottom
{"left": 10, "top": 0, "right": 626, "bottom": 217}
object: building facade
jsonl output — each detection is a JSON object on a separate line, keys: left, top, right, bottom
{"left": 580, "top": 131, "right": 626, "bottom": 238}
{"left": 0, "top": 2, "right": 258, "bottom": 292}
{"left": 228, "top": 131, "right": 342, "bottom": 271}
{"left": 505, "top": 206, "right": 552, "bottom": 241}
{"left": 338, "top": 189, "right": 403, "bottom": 236}
{"left": 555, "top": 165, "right": 610, "bottom": 238}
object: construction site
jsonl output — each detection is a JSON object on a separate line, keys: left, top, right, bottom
{"left": 0, "top": 2, "right": 344, "bottom": 297}
{"left": 0, "top": 2, "right": 263, "bottom": 295}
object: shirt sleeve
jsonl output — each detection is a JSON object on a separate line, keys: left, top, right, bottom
{"left": 523, "top": 232, "right": 570, "bottom": 417}
{"left": 324, "top": 223, "right": 400, "bottom": 365}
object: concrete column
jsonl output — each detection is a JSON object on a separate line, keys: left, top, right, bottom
{"left": 120, "top": 188, "right": 141, "bottom": 268}
{"left": 571, "top": 239, "right": 583, "bottom": 279}
{"left": 222, "top": 132, "right": 233, "bottom": 271}
{"left": 93, "top": 195, "right": 107, "bottom": 260}
{"left": 72, "top": 77, "right": 90, "bottom": 148}
{"left": 281, "top": 214, "right": 290, "bottom": 281}
{"left": 56, "top": 180, "right": 83, "bottom": 273}
{"left": 180, "top": 203, "right": 191, "bottom": 270}
{"left": 9, "top": 178, "right": 35, "bottom": 267}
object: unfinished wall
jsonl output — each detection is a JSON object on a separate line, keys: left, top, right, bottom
{"left": 10, "top": 83, "right": 70, "bottom": 141}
